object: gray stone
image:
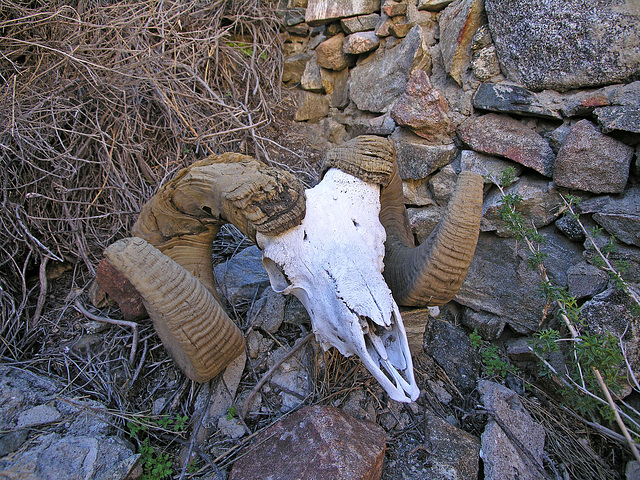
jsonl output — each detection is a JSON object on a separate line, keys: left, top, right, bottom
{"left": 481, "top": 177, "right": 564, "bottom": 235}
{"left": 581, "top": 288, "right": 640, "bottom": 380}
{"left": 214, "top": 246, "right": 270, "bottom": 308}
{"left": 479, "top": 381, "right": 546, "bottom": 480}
{"left": 612, "top": 81, "right": 640, "bottom": 108}
{"left": 547, "top": 122, "right": 573, "bottom": 152}
{"left": 247, "top": 287, "right": 286, "bottom": 333}
{"left": 458, "top": 150, "right": 523, "bottom": 184}
{"left": 472, "top": 82, "right": 561, "bottom": 120}
{"left": 594, "top": 106, "right": 640, "bottom": 135}
{"left": 391, "top": 128, "right": 458, "bottom": 179}
{"left": 403, "top": 178, "right": 435, "bottom": 207}
{"left": 418, "top": 0, "right": 453, "bottom": 11}
{"left": 408, "top": 206, "right": 442, "bottom": 244}
{"left": 340, "top": 13, "right": 381, "bottom": 34}
{"left": 439, "top": 0, "right": 484, "bottom": 85}
{"left": 557, "top": 88, "right": 612, "bottom": 117}
{"left": 301, "top": 53, "right": 324, "bottom": 92}
{"left": 589, "top": 186, "right": 640, "bottom": 247}
{"left": 367, "top": 113, "right": 397, "bottom": 135}
{"left": 349, "top": 25, "right": 424, "bottom": 113}
{"left": 457, "top": 113, "right": 555, "bottom": 177}
{"left": 555, "top": 215, "right": 585, "bottom": 242}
{"left": 267, "top": 340, "right": 314, "bottom": 412}
{"left": 343, "top": 31, "right": 380, "bottom": 54}
{"left": 567, "top": 262, "right": 609, "bottom": 300}
{"left": 217, "top": 416, "right": 246, "bottom": 439}
{"left": 0, "top": 429, "right": 28, "bottom": 457}
{"left": 423, "top": 318, "right": 481, "bottom": 394}
{"left": 462, "top": 309, "right": 506, "bottom": 340}
{"left": 382, "top": 0, "right": 407, "bottom": 17}
{"left": 584, "top": 233, "right": 640, "bottom": 286}
{"left": 285, "top": 7, "right": 306, "bottom": 26}
{"left": 16, "top": 404, "right": 61, "bottom": 429}
{"left": 627, "top": 460, "right": 640, "bottom": 480}
{"left": 229, "top": 406, "right": 386, "bottom": 480}
{"left": 471, "top": 44, "right": 501, "bottom": 81}
{"left": 421, "top": 409, "right": 481, "bottom": 479}
{"left": 485, "top": 0, "right": 640, "bottom": 91}
{"left": 305, "top": 0, "right": 381, "bottom": 26}
{"left": 429, "top": 164, "right": 457, "bottom": 205}
{"left": 553, "top": 119, "right": 634, "bottom": 193}
{"left": 456, "top": 229, "right": 583, "bottom": 333}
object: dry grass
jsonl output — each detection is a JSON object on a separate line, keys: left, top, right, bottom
{"left": 0, "top": 0, "right": 320, "bottom": 362}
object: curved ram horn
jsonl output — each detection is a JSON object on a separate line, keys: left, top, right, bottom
{"left": 104, "top": 153, "right": 306, "bottom": 382}
{"left": 132, "top": 153, "right": 306, "bottom": 289}
{"left": 323, "top": 135, "right": 483, "bottom": 307}
{"left": 380, "top": 155, "right": 483, "bottom": 307}
{"left": 104, "top": 237, "right": 245, "bottom": 382}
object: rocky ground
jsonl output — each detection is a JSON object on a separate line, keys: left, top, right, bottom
{"left": 2, "top": 0, "right": 640, "bottom": 479}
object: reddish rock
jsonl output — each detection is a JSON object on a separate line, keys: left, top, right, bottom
{"left": 316, "top": 33, "right": 354, "bottom": 71}
{"left": 390, "top": 70, "right": 454, "bottom": 143}
{"left": 95, "top": 258, "right": 147, "bottom": 321}
{"left": 382, "top": 0, "right": 407, "bottom": 17}
{"left": 229, "top": 405, "right": 386, "bottom": 480}
{"left": 457, "top": 113, "right": 555, "bottom": 177}
{"left": 553, "top": 119, "right": 634, "bottom": 193}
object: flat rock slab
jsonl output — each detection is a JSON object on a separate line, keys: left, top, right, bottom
{"left": 229, "top": 405, "right": 386, "bottom": 480}
{"left": 457, "top": 113, "right": 555, "bottom": 177}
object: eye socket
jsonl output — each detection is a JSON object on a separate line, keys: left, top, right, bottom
{"left": 262, "top": 257, "right": 292, "bottom": 293}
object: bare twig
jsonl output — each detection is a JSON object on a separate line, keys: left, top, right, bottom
{"left": 241, "top": 333, "right": 314, "bottom": 419}
{"left": 73, "top": 300, "right": 139, "bottom": 365}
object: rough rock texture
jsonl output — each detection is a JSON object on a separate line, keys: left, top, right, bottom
{"left": 344, "top": 31, "right": 381, "bottom": 54}
{"left": 306, "top": 0, "right": 382, "bottom": 26}
{"left": 439, "top": 0, "right": 484, "bottom": 85}
{"left": 391, "top": 128, "right": 457, "bottom": 179}
{"left": 0, "top": 366, "right": 138, "bottom": 480}
{"left": 316, "top": 33, "right": 354, "bottom": 71}
{"left": 390, "top": 69, "right": 454, "bottom": 142}
{"left": 485, "top": 0, "right": 640, "bottom": 91}
{"left": 553, "top": 119, "right": 634, "bottom": 193}
{"left": 229, "top": 406, "right": 386, "bottom": 480}
{"left": 214, "top": 245, "right": 270, "bottom": 307}
{"left": 567, "top": 262, "right": 609, "bottom": 300}
{"left": 457, "top": 113, "right": 555, "bottom": 177}
{"left": 349, "top": 25, "right": 424, "bottom": 113}
{"left": 586, "top": 186, "right": 640, "bottom": 247}
{"left": 472, "top": 82, "right": 560, "bottom": 119}
{"left": 295, "top": 91, "right": 331, "bottom": 122}
{"left": 423, "top": 318, "right": 481, "bottom": 394}
{"left": 341, "top": 13, "right": 381, "bottom": 34}
{"left": 95, "top": 257, "right": 146, "bottom": 321}
{"left": 456, "top": 229, "right": 583, "bottom": 334}
{"left": 481, "top": 176, "right": 563, "bottom": 235}
{"left": 479, "top": 381, "right": 546, "bottom": 480}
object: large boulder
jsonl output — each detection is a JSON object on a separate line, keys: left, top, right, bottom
{"left": 305, "top": 0, "right": 382, "bottom": 26}
{"left": 485, "top": 0, "right": 640, "bottom": 91}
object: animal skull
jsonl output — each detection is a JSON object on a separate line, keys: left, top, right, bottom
{"left": 97, "top": 136, "right": 483, "bottom": 404}
{"left": 257, "top": 168, "right": 418, "bottom": 403}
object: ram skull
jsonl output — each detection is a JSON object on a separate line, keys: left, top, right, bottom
{"left": 98, "top": 136, "right": 483, "bottom": 403}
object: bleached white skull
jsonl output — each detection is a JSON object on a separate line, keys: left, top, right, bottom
{"left": 257, "top": 168, "right": 419, "bottom": 403}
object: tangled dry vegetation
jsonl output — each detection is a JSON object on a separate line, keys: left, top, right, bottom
{"left": 0, "top": 2, "right": 630, "bottom": 479}
{"left": 0, "top": 0, "right": 318, "bottom": 357}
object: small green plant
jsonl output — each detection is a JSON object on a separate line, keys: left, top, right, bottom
{"left": 226, "top": 405, "right": 238, "bottom": 421}
{"left": 469, "top": 329, "right": 516, "bottom": 378}
{"left": 126, "top": 413, "right": 189, "bottom": 480}
{"left": 489, "top": 169, "right": 640, "bottom": 461}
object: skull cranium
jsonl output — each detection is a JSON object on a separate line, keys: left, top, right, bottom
{"left": 258, "top": 168, "right": 419, "bottom": 402}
